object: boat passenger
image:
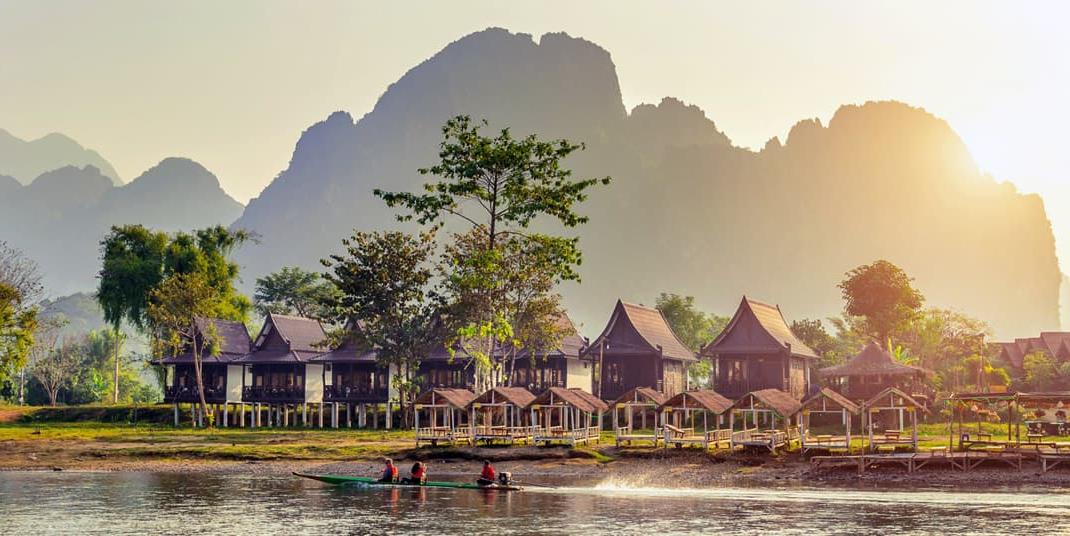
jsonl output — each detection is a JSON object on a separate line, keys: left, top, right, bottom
{"left": 402, "top": 461, "right": 427, "bottom": 485}
{"left": 477, "top": 460, "right": 496, "bottom": 486}
{"left": 379, "top": 458, "right": 399, "bottom": 483}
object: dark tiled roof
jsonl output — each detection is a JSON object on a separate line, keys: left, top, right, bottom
{"left": 659, "top": 390, "right": 733, "bottom": 414}
{"left": 800, "top": 387, "right": 861, "bottom": 415}
{"left": 470, "top": 387, "right": 537, "bottom": 408}
{"left": 587, "top": 300, "right": 696, "bottom": 361}
{"left": 997, "top": 332, "right": 1070, "bottom": 369}
{"left": 268, "top": 313, "right": 327, "bottom": 352}
{"left": 158, "top": 317, "right": 251, "bottom": 364}
{"left": 820, "top": 341, "right": 931, "bottom": 378}
{"left": 702, "top": 297, "right": 818, "bottom": 359}
{"left": 415, "top": 388, "right": 476, "bottom": 409}
{"left": 531, "top": 387, "right": 608, "bottom": 414}
{"left": 730, "top": 389, "right": 802, "bottom": 418}
{"left": 609, "top": 387, "right": 668, "bottom": 407}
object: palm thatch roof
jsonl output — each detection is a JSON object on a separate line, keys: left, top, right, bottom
{"left": 530, "top": 387, "right": 608, "bottom": 414}
{"left": 659, "top": 390, "right": 733, "bottom": 414}
{"left": 820, "top": 341, "right": 931, "bottom": 378}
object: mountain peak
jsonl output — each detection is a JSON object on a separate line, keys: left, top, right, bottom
{"left": 0, "top": 128, "right": 121, "bottom": 185}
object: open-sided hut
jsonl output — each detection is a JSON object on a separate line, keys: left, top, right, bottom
{"left": 414, "top": 388, "right": 476, "bottom": 447}
{"left": 659, "top": 390, "right": 733, "bottom": 450}
{"left": 702, "top": 297, "right": 819, "bottom": 400}
{"left": 863, "top": 387, "right": 929, "bottom": 452}
{"left": 238, "top": 313, "right": 328, "bottom": 428}
{"left": 469, "top": 387, "right": 538, "bottom": 445}
{"left": 586, "top": 300, "right": 695, "bottom": 401}
{"left": 309, "top": 320, "right": 392, "bottom": 429}
{"left": 159, "top": 318, "right": 251, "bottom": 427}
{"left": 529, "top": 387, "right": 608, "bottom": 446}
{"left": 796, "top": 387, "right": 861, "bottom": 453}
{"left": 820, "top": 341, "right": 931, "bottom": 403}
{"left": 610, "top": 387, "right": 668, "bottom": 446}
{"left": 1017, "top": 392, "right": 1070, "bottom": 437}
{"left": 728, "top": 389, "right": 802, "bottom": 452}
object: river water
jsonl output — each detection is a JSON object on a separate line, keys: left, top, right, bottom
{"left": 2, "top": 471, "right": 1069, "bottom": 535}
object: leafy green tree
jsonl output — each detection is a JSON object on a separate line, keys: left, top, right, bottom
{"left": 322, "top": 231, "right": 444, "bottom": 424}
{"left": 376, "top": 116, "right": 609, "bottom": 389}
{"left": 654, "top": 293, "right": 729, "bottom": 387}
{"left": 148, "top": 273, "right": 223, "bottom": 424}
{"left": 163, "top": 226, "right": 253, "bottom": 321}
{"left": 1021, "top": 351, "right": 1064, "bottom": 391}
{"left": 254, "top": 266, "right": 339, "bottom": 319}
{"left": 0, "top": 282, "right": 37, "bottom": 393}
{"left": 839, "top": 259, "right": 924, "bottom": 344}
{"left": 98, "top": 225, "right": 168, "bottom": 403}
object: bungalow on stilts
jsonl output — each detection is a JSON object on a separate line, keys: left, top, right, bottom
{"left": 659, "top": 390, "right": 733, "bottom": 450}
{"left": 728, "top": 389, "right": 802, "bottom": 453}
{"left": 309, "top": 319, "right": 393, "bottom": 429}
{"left": 530, "top": 387, "right": 608, "bottom": 447}
{"left": 158, "top": 318, "right": 251, "bottom": 427}
{"left": 610, "top": 387, "right": 667, "bottom": 447}
{"left": 469, "top": 387, "right": 538, "bottom": 445}
{"left": 414, "top": 388, "right": 477, "bottom": 447}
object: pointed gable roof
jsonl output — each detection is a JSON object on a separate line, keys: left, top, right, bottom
{"left": 238, "top": 313, "right": 327, "bottom": 364}
{"left": 610, "top": 387, "right": 668, "bottom": 407}
{"left": 310, "top": 319, "right": 377, "bottom": 363}
{"left": 799, "top": 387, "right": 861, "bottom": 415}
{"left": 819, "top": 341, "right": 931, "bottom": 378}
{"left": 469, "top": 386, "right": 537, "bottom": 408}
{"left": 158, "top": 317, "right": 251, "bottom": 364}
{"left": 529, "top": 387, "right": 609, "bottom": 414}
{"left": 998, "top": 342, "right": 1026, "bottom": 369}
{"left": 702, "top": 296, "right": 818, "bottom": 359}
{"left": 728, "top": 388, "right": 803, "bottom": 418}
{"left": 587, "top": 300, "right": 696, "bottom": 361}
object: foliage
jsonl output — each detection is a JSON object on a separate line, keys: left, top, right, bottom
{"left": 26, "top": 316, "right": 71, "bottom": 406}
{"left": 147, "top": 273, "right": 224, "bottom": 424}
{"left": 0, "top": 282, "right": 37, "bottom": 387}
{"left": 0, "top": 241, "right": 44, "bottom": 306}
{"left": 790, "top": 318, "right": 848, "bottom": 368}
{"left": 97, "top": 225, "right": 169, "bottom": 332}
{"left": 654, "top": 293, "right": 729, "bottom": 387}
{"left": 321, "top": 230, "right": 444, "bottom": 420}
{"left": 838, "top": 259, "right": 924, "bottom": 343}
{"left": 1020, "top": 351, "right": 1069, "bottom": 391}
{"left": 254, "top": 266, "right": 340, "bottom": 320}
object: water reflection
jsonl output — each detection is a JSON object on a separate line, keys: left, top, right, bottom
{"left": 1, "top": 471, "right": 1068, "bottom": 535}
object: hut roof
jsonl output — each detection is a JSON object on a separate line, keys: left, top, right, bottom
{"left": 415, "top": 388, "right": 477, "bottom": 409}
{"left": 820, "top": 341, "right": 931, "bottom": 378}
{"left": 310, "top": 319, "right": 378, "bottom": 363}
{"left": 702, "top": 297, "right": 818, "bottom": 359}
{"left": 470, "top": 387, "right": 537, "bottom": 408}
{"left": 659, "top": 390, "right": 733, "bottom": 414}
{"left": 863, "top": 387, "right": 930, "bottom": 414}
{"left": 1017, "top": 391, "right": 1070, "bottom": 405}
{"left": 997, "top": 333, "right": 1070, "bottom": 369}
{"left": 610, "top": 387, "right": 668, "bottom": 407}
{"left": 158, "top": 318, "right": 251, "bottom": 364}
{"left": 238, "top": 313, "right": 327, "bottom": 364}
{"left": 729, "top": 389, "right": 802, "bottom": 418}
{"left": 799, "top": 388, "right": 861, "bottom": 415}
{"left": 587, "top": 300, "right": 696, "bottom": 361}
{"left": 531, "top": 387, "right": 609, "bottom": 414}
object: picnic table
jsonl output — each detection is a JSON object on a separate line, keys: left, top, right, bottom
{"left": 1027, "top": 433, "right": 1045, "bottom": 443}
{"left": 884, "top": 430, "right": 901, "bottom": 440}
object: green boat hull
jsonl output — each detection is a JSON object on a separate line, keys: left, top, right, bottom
{"left": 292, "top": 472, "right": 523, "bottom": 491}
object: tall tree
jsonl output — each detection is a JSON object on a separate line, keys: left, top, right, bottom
{"left": 254, "top": 266, "right": 339, "bottom": 319}
{"left": 97, "top": 225, "right": 168, "bottom": 403}
{"left": 0, "top": 282, "right": 37, "bottom": 393}
{"left": 147, "top": 273, "right": 222, "bottom": 424}
{"left": 376, "top": 116, "right": 609, "bottom": 388}
{"left": 0, "top": 241, "right": 44, "bottom": 306}
{"left": 838, "top": 259, "right": 924, "bottom": 344}
{"left": 0, "top": 242, "right": 43, "bottom": 402}
{"left": 322, "top": 230, "right": 443, "bottom": 425}
{"left": 30, "top": 331, "right": 79, "bottom": 407}
{"left": 163, "top": 226, "right": 253, "bottom": 321}
{"left": 655, "top": 293, "right": 729, "bottom": 387}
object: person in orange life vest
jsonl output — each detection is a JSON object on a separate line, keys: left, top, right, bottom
{"left": 402, "top": 461, "right": 427, "bottom": 485}
{"left": 477, "top": 460, "right": 496, "bottom": 486}
{"left": 379, "top": 458, "right": 399, "bottom": 483}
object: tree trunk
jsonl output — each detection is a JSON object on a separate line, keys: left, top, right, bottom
{"left": 113, "top": 326, "right": 122, "bottom": 404}
{"left": 192, "top": 323, "right": 211, "bottom": 427}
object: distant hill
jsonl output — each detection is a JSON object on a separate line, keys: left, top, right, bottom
{"left": 0, "top": 129, "right": 121, "bottom": 185}
{"left": 0, "top": 158, "right": 244, "bottom": 295}
{"left": 231, "top": 28, "right": 1059, "bottom": 338}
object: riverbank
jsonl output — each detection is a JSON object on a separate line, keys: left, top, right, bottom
{"left": 4, "top": 423, "right": 1070, "bottom": 488}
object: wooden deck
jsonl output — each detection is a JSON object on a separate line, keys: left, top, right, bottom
{"left": 473, "top": 425, "right": 534, "bottom": 445}
{"left": 415, "top": 426, "right": 472, "bottom": 447}
{"left": 663, "top": 425, "right": 731, "bottom": 450}
{"left": 811, "top": 450, "right": 1025, "bottom": 474}
{"left": 615, "top": 426, "right": 660, "bottom": 447}
{"left": 533, "top": 426, "right": 601, "bottom": 447}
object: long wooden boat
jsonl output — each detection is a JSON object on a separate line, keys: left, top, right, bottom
{"left": 292, "top": 472, "right": 524, "bottom": 491}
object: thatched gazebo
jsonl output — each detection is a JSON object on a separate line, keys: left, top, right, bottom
{"left": 469, "top": 387, "right": 538, "bottom": 445}
{"left": 820, "top": 341, "right": 931, "bottom": 403}
{"left": 610, "top": 387, "right": 668, "bottom": 446}
{"left": 659, "top": 390, "right": 734, "bottom": 450}
{"left": 728, "top": 389, "right": 802, "bottom": 452}
{"left": 796, "top": 387, "right": 861, "bottom": 453}
{"left": 529, "top": 387, "right": 608, "bottom": 446}
{"left": 414, "top": 388, "right": 477, "bottom": 447}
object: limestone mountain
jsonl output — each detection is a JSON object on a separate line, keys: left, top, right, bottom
{"left": 0, "top": 129, "right": 121, "bottom": 185}
{"left": 0, "top": 158, "right": 243, "bottom": 295}
{"left": 231, "top": 28, "right": 1058, "bottom": 338}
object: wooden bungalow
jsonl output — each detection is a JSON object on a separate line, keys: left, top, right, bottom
{"left": 506, "top": 313, "right": 593, "bottom": 393}
{"left": 309, "top": 320, "right": 393, "bottom": 429}
{"left": 820, "top": 341, "right": 932, "bottom": 403}
{"left": 702, "top": 297, "right": 819, "bottom": 400}
{"left": 158, "top": 318, "right": 251, "bottom": 427}
{"left": 469, "top": 387, "right": 538, "bottom": 445}
{"left": 796, "top": 387, "right": 862, "bottom": 453}
{"left": 586, "top": 300, "right": 696, "bottom": 401}
{"left": 414, "top": 388, "right": 477, "bottom": 447}
{"left": 659, "top": 390, "right": 733, "bottom": 450}
{"left": 417, "top": 345, "right": 476, "bottom": 391}
{"left": 610, "top": 387, "right": 668, "bottom": 446}
{"left": 530, "top": 387, "right": 609, "bottom": 446}
{"left": 863, "top": 387, "right": 929, "bottom": 453}
{"left": 237, "top": 313, "right": 329, "bottom": 428}
{"left": 728, "top": 388, "right": 802, "bottom": 452}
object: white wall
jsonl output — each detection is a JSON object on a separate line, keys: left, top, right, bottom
{"left": 305, "top": 363, "right": 324, "bottom": 403}
{"left": 226, "top": 365, "right": 243, "bottom": 403}
{"left": 567, "top": 359, "right": 593, "bottom": 394}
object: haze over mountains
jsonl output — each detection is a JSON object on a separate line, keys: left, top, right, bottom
{"left": 0, "top": 129, "right": 122, "bottom": 185}
{"left": 0, "top": 28, "right": 1060, "bottom": 339}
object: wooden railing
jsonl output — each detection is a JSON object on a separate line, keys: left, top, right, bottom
{"left": 165, "top": 384, "right": 226, "bottom": 403}
{"left": 243, "top": 385, "right": 304, "bottom": 402}
{"left": 324, "top": 384, "right": 388, "bottom": 403}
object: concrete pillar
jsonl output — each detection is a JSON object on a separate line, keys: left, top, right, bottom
{"left": 359, "top": 404, "right": 367, "bottom": 428}
{"left": 303, "top": 404, "right": 308, "bottom": 427}
{"left": 372, "top": 406, "right": 378, "bottom": 429}
{"left": 332, "top": 403, "right": 338, "bottom": 429}
{"left": 174, "top": 404, "right": 180, "bottom": 427}
{"left": 223, "top": 404, "right": 229, "bottom": 427}
{"left": 386, "top": 403, "right": 393, "bottom": 430}
{"left": 239, "top": 404, "right": 246, "bottom": 428}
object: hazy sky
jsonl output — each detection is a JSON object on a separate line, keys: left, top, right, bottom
{"left": 3, "top": 1, "right": 1069, "bottom": 261}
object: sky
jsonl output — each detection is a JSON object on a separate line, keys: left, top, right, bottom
{"left": 2, "top": 1, "right": 1069, "bottom": 262}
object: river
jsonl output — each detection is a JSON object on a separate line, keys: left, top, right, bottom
{"left": 2, "top": 471, "right": 1069, "bottom": 535}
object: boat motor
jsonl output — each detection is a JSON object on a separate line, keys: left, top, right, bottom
{"left": 498, "top": 472, "right": 512, "bottom": 485}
